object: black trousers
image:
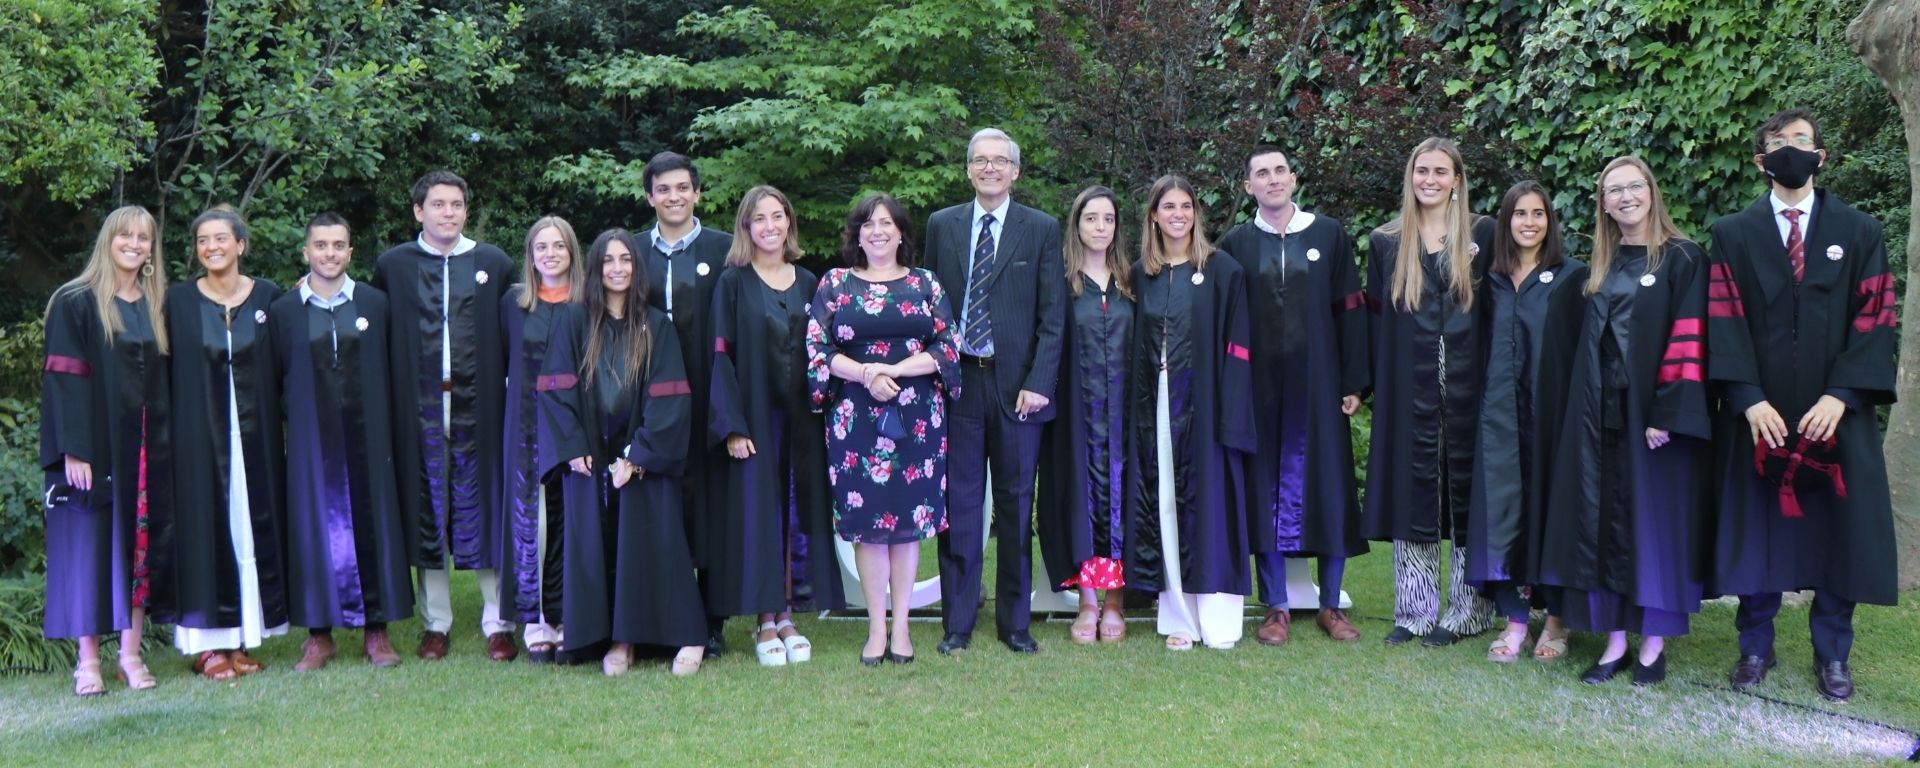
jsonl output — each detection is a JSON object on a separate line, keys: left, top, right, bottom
{"left": 1736, "top": 591, "right": 1856, "bottom": 664}
{"left": 937, "top": 362, "right": 1042, "bottom": 638}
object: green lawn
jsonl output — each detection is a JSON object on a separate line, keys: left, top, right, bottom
{"left": 3, "top": 543, "right": 1917, "bottom": 766}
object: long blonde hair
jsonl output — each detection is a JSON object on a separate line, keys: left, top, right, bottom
{"left": 726, "top": 185, "right": 805, "bottom": 267}
{"left": 518, "top": 216, "right": 584, "bottom": 311}
{"left": 1139, "top": 175, "right": 1212, "bottom": 276}
{"left": 1065, "top": 185, "right": 1133, "bottom": 299}
{"left": 1379, "top": 137, "right": 1476, "bottom": 312}
{"left": 1586, "top": 156, "right": 1690, "bottom": 295}
{"left": 47, "top": 206, "right": 169, "bottom": 354}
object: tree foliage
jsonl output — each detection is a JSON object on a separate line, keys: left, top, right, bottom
{"left": 0, "top": 0, "right": 161, "bottom": 203}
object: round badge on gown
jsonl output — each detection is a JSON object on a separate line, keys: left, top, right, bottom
{"left": 1191, "top": 272, "right": 1205, "bottom": 286}
{"left": 697, "top": 262, "right": 712, "bottom": 276}
{"left": 355, "top": 317, "right": 370, "bottom": 332}
{"left": 1540, "top": 270, "right": 1554, "bottom": 283}
{"left": 254, "top": 309, "right": 267, "bottom": 324}
{"left": 1307, "top": 248, "right": 1322, "bottom": 262}
{"left": 1827, "top": 245, "right": 1844, "bottom": 261}
{"left": 1640, "top": 274, "right": 1656, "bottom": 287}
{"left": 1469, "top": 242, "right": 1481, "bottom": 255}
{"left": 476, "top": 271, "right": 489, "bottom": 285}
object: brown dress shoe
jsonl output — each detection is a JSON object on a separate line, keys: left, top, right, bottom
{"left": 364, "top": 629, "right": 402, "bottom": 668}
{"left": 1256, "top": 608, "right": 1291, "bottom": 646}
{"left": 486, "top": 631, "right": 518, "bottom": 662}
{"left": 417, "top": 631, "right": 451, "bottom": 660}
{"left": 1317, "top": 609, "right": 1361, "bottom": 642}
{"left": 293, "top": 634, "right": 337, "bottom": 672}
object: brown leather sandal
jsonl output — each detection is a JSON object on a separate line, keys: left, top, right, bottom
{"left": 193, "top": 651, "right": 238, "bottom": 681}
{"left": 227, "top": 649, "right": 265, "bottom": 675}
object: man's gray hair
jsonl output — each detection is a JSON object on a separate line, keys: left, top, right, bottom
{"left": 966, "top": 128, "right": 1022, "bottom": 167}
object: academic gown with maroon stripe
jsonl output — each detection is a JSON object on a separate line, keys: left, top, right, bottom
{"left": 1705, "top": 191, "right": 1898, "bottom": 606}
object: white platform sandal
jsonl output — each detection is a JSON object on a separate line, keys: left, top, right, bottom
{"left": 776, "top": 619, "right": 811, "bottom": 664}
{"left": 754, "top": 621, "right": 788, "bottom": 667}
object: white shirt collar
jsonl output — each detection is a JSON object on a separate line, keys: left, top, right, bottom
{"left": 971, "top": 197, "right": 1013, "bottom": 227}
{"left": 416, "top": 233, "right": 476, "bottom": 257}
{"left": 1770, "top": 191, "right": 1815, "bottom": 221}
{"left": 299, "top": 274, "right": 356, "bottom": 306}
{"left": 650, "top": 218, "right": 703, "bottom": 254}
{"left": 1252, "top": 205, "right": 1315, "bottom": 235}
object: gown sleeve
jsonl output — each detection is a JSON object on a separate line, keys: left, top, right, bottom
{"left": 1217, "top": 262, "right": 1257, "bottom": 454}
{"left": 536, "top": 305, "right": 591, "bottom": 479}
{"left": 805, "top": 269, "right": 842, "bottom": 414}
{"left": 39, "top": 292, "right": 97, "bottom": 470}
{"left": 1362, "top": 230, "right": 1390, "bottom": 402}
{"left": 919, "top": 269, "right": 963, "bottom": 401}
{"left": 628, "top": 314, "right": 693, "bottom": 477}
{"left": 1823, "top": 219, "right": 1897, "bottom": 405}
{"left": 1704, "top": 222, "right": 1765, "bottom": 413}
{"left": 707, "top": 270, "right": 749, "bottom": 447}
{"left": 1330, "top": 226, "right": 1370, "bottom": 399}
{"left": 1651, "top": 242, "right": 1712, "bottom": 441}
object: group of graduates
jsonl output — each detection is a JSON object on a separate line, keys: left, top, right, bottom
{"left": 39, "top": 110, "right": 1896, "bottom": 704}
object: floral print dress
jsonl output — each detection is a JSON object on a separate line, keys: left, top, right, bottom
{"left": 806, "top": 268, "right": 962, "bottom": 544}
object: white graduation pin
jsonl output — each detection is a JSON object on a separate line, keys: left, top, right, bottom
{"left": 355, "top": 317, "right": 370, "bottom": 331}
{"left": 1191, "top": 272, "right": 1205, "bottom": 286}
{"left": 1306, "top": 248, "right": 1322, "bottom": 262}
{"left": 1640, "top": 274, "right": 1656, "bottom": 287}
{"left": 1827, "top": 245, "right": 1844, "bottom": 261}
{"left": 1540, "top": 271, "right": 1554, "bottom": 283}
{"left": 697, "top": 262, "right": 712, "bottom": 276}
{"left": 254, "top": 309, "right": 267, "bottom": 324}
{"left": 1469, "top": 242, "right": 1481, "bottom": 255}
{"left": 476, "top": 271, "right": 489, "bottom": 285}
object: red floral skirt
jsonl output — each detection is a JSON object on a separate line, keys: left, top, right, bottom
{"left": 1061, "top": 556, "right": 1124, "bottom": 590}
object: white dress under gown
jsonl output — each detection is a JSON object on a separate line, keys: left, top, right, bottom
{"left": 1153, "top": 366, "right": 1245, "bottom": 648}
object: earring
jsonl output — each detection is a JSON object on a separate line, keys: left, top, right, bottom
{"left": 1450, "top": 188, "right": 1458, "bottom": 201}
{"left": 140, "top": 260, "right": 154, "bottom": 278}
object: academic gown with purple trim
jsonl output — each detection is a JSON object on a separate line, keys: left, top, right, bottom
{"left": 498, "top": 289, "right": 569, "bottom": 625}
{"left": 1036, "top": 274, "right": 1132, "bottom": 589}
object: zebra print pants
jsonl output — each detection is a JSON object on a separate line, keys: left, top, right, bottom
{"left": 1391, "top": 540, "right": 1494, "bottom": 636}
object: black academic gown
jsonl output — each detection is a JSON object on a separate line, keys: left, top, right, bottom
{"left": 371, "top": 240, "right": 515, "bottom": 570}
{"left": 270, "top": 284, "right": 414, "bottom": 628}
{"left": 1219, "top": 213, "right": 1370, "bottom": 559}
{"left": 1465, "top": 257, "right": 1584, "bottom": 585}
{"left": 540, "top": 304, "right": 706, "bottom": 650}
{"left": 157, "top": 279, "right": 287, "bottom": 631}
{"left": 644, "top": 227, "right": 732, "bottom": 572}
{"left": 1124, "top": 255, "right": 1257, "bottom": 595}
{"left": 1360, "top": 216, "right": 1495, "bottom": 544}
{"left": 706, "top": 265, "right": 843, "bottom": 615}
{"left": 1706, "top": 192, "right": 1898, "bottom": 606}
{"left": 498, "top": 289, "right": 569, "bottom": 625}
{"left": 1036, "top": 274, "right": 1132, "bottom": 589}
{"left": 1532, "top": 241, "right": 1711, "bottom": 630}
{"left": 40, "top": 291, "right": 173, "bottom": 638}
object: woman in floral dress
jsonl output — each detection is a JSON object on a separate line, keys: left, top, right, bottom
{"left": 806, "top": 193, "right": 962, "bottom": 666}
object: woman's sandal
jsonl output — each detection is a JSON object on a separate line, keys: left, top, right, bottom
{"left": 227, "top": 650, "right": 264, "bottom": 675}
{"left": 116, "top": 656, "right": 157, "bottom": 690}
{"left": 1487, "top": 628, "right": 1531, "bottom": 663}
{"left": 1070, "top": 606, "right": 1099, "bottom": 645}
{"left": 670, "top": 646, "right": 704, "bottom": 677}
{"left": 602, "top": 644, "right": 632, "bottom": 677}
{"left": 192, "top": 651, "right": 237, "bottom": 681}
{"left": 754, "top": 621, "right": 788, "bottom": 667}
{"left": 1098, "top": 608, "right": 1127, "bottom": 643}
{"left": 1164, "top": 634, "right": 1194, "bottom": 652}
{"left": 775, "top": 619, "right": 811, "bottom": 664}
{"left": 1533, "top": 627, "right": 1570, "bottom": 662}
{"left": 73, "top": 659, "right": 106, "bottom": 697}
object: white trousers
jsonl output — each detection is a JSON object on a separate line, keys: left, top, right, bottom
{"left": 1151, "top": 368, "right": 1243, "bottom": 648}
{"left": 177, "top": 357, "right": 287, "bottom": 654}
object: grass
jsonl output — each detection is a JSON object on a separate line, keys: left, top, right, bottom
{"left": 2, "top": 542, "right": 1917, "bottom": 766}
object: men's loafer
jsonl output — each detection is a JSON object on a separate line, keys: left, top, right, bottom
{"left": 1631, "top": 653, "right": 1668, "bottom": 687}
{"left": 1317, "top": 609, "right": 1361, "bottom": 642}
{"left": 1384, "top": 625, "right": 1420, "bottom": 646}
{"left": 1815, "top": 661, "right": 1854, "bottom": 701}
{"left": 1729, "top": 651, "right": 1776, "bottom": 690}
{"left": 416, "top": 631, "right": 450, "bottom": 661}
{"left": 1255, "top": 609, "right": 1291, "bottom": 646}
{"left": 1581, "top": 656, "right": 1628, "bottom": 685}
{"left": 936, "top": 633, "right": 971, "bottom": 655}
{"left": 294, "top": 634, "right": 336, "bottom": 672}
{"left": 364, "top": 629, "right": 402, "bottom": 668}
{"left": 1001, "top": 631, "right": 1039, "bottom": 654}
{"left": 486, "top": 631, "right": 518, "bottom": 662}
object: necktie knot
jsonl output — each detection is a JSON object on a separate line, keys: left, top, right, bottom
{"left": 1783, "top": 209, "right": 1802, "bottom": 224}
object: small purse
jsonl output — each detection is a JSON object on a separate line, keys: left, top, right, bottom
{"left": 875, "top": 405, "right": 910, "bottom": 441}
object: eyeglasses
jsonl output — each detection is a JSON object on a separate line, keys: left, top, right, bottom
{"left": 968, "top": 156, "right": 1014, "bottom": 171}
{"left": 1764, "top": 135, "right": 1817, "bottom": 151}
{"left": 1603, "top": 180, "right": 1649, "bottom": 199}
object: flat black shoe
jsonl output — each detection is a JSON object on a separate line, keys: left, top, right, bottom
{"left": 1631, "top": 653, "right": 1668, "bottom": 687}
{"left": 704, "top": 628, "right": 728, "bottom": 659}
{"left": 885, "top": 650, "right": 914, "bottom": 665}
{"left": 936, "top": 633, "right": 970, "bottom": 655}
{"left": 1729, "top": 651, "right": 1776, "bottom": 690}
{"left": 527, "top": 648, "right": 556, "bottom": 664}
{"left": 1581, "top": 656, "right": 1629, "bottom": 685}
{"left": 1000, "top": 631, "right": 1039, "bottom": 654}
{"left": 1384, "top": 626, "right": 1420, "bottom": 646}
{"left": 860, "top": 653, "right": 883, "bottom": 667}
{"left": 1815, "top": 661, "right": 1853, "bottom": 701}
{"left": 1421, "top": 627, "right": 1462, "bottom": 648}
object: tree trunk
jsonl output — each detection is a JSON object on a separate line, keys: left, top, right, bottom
{"left": 1849, "top": 0, "right": 1920, "bottom": 589}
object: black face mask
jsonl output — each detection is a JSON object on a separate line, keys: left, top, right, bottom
{"left": 1763, "top": 146, "right": 1822, "bottom": 190}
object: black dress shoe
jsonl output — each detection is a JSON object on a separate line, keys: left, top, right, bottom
{"left": 1815, "top": 661, "right": 1854, "bottom": 701}
{"left": 1001, "top": 631, "right": 1039, "bottom": 654}
{"left": 1581, "top": 655, "right": 1629, "bottom": 685}
{"left": 527, "top": 647, "right": 556, "bottom": 664}
{"left": 1729, "top": 651, "right": 1776, "bottom": 690}
{"left": 1384, "top": 626, "right": 1420, "bottom": 646}
{"left": 860, "top": 653, "right": 883, "bottom": 667}
{"left": 704, "top": 628, "right": 728, "bottom": 659}
{"left": 1421, "top": 626, "right": 1462, "bottom": 648}
{"left": 936, "top": 633, "right": 970, "bottom": 655}
{"left": 1631, "top": 653, "right": 1668, "bottom": 687}
{"left": 885, "top": 649, "right": 914, "bottom": 665}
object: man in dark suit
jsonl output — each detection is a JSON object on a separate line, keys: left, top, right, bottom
{"left": 923, "top": 128, "right": 1066, "bottom": 654}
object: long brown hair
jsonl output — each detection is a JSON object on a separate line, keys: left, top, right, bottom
{"left": 1064, "top": 185, "right": 1133, "bottom": 299}
{"left": 1491, "top": 180, "right": 1567, "bottom": 277}
{"left": 726, "top": 185, "right": 805, "bottom": 267}
{"left": 580, "top": 229, "right": 652, "bottom": 392}
{"left": 1378, "top": 137, "right": 1476, "bottom": 311}
{"left": 47, "top": 206, "right": 170, "bottom": 354}
{"left": 1586, "top": 156, "right": 1690, "bottom": 295}
{"left": 518, "top": 216, "right": 584, "bottom": 311}
{"left": 1138, "top": 175, "right": 1212, "bottom": 276}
